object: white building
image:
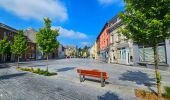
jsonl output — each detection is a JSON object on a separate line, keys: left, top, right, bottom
{"left": 108, "top": 16, "right": 137, "bottom": 65}
{"left": 58, "top": 44, "right": 65, "bottom": 59}
{"left": 108, "top": 15, "right": 170, "bottom": 67}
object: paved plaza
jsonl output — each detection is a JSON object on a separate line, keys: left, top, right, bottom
{"left": 0, "top": 58, "right": 170, "bottom": 100}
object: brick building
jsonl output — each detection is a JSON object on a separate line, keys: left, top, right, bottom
{"left": 0, "top": 23, "right": 18, "bottom": 62}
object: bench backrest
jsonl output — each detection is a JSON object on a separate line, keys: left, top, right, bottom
{"left": 77, "top": 69, "right": 108, "bottom": 80}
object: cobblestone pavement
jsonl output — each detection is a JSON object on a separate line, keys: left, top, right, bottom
{"left": 1, "top": 58, "right": 170, "bottom": 100}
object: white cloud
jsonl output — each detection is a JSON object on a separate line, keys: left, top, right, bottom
{"left": 52, "top": 26, "right": 88, "bottom": 39}
{"left": 0, "top": 0, "right": 68, "bottom": 22}
{"left": 81, "top": 42, "right": 89, "bottom": 46}
{"left": 98, "top": 0, "right": 125, "bottom": 6}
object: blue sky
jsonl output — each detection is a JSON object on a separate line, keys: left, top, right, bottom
{"left": 0, "top": 0, "right": 125, "bottom": 47}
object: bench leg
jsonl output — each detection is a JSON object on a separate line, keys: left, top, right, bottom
{"left": 79, "top": 74, "right": 83, "bottom": 82}
{"left": 101, "top": 78, "right": 105, "bottom": 87}
{"left": 83, "top": 76, "right": 85, "bottom": 82}
{"left": 100, "top": 73, "right": 105, "bottom": 87}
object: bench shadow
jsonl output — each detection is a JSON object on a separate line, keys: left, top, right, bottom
{"left": 98, "top": 92, "right": 122, "bottom": 100}
{"left": 56, "top": 67, "right": 75, "bottom": 72}
{"left": 0, "top": 73, "right": 27, "bottom": 80}
{"left": 84, "top": 78, "right": 109, "bottom": 84}
{"left": 119, "top": 70, "right": 155, "bottom": 85}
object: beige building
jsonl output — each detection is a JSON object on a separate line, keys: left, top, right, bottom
{"left": 64, "top": 46, "right": 76, "bottom": 58}
{"left": 93, "top": 42, "right": 98, "bottom": 60}
{"left": 108, "top": 15, "right": 169, "bottom": 66}
{"left": 90, "top": 42, "right": 98, "bottom": 60}
{"left": 108, "top": 16, "right": 137, "bottom": 65}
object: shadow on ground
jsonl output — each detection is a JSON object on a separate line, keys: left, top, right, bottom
{"left": 119, "top": 70, "right": 155, "bottom": 85}
{"left": 0, "top": 73, "right": 27, "bottom": 80}
{"left": 0, "top": 64, "right": 11, "bottom": 69}
{"left": 83, "top": 78, "right": 109, "bottom": 84}
{"left": 98, "top": 92, "right": 122, "bottom": 100}
{"left": 27, "top": 64, "right": 46, "bottom": 67}
{"left": 56, "top": 67, "right": 76, "bottom": 72}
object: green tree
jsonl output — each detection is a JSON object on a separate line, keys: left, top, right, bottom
{"left": 78, "top": 48, "right": 82, "bottom": 57}
{"left": 119, "top": 0, "right": 170, "bottom": 98}
{"left": 0, "top": 37, "right": 10, "bottom": 62}
{"left": 11, "top": 30, "right": 28, "bottom": 67}
{"left": 83, "top": 46, "right": 90, "bottom": 58}
{"left": 36, "top": 18, "right": 59, "bottom": 71}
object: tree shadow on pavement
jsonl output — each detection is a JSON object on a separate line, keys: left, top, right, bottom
{"left": 56, "top": 67, "right": 75, "bottom": 72}
{"left": 98, "top": 92, "right": 122, "bottom": 100}
{"left": 0, "top": 64, "right": 11, "bottom": 69}
{"left": 0, "top": 73, "right": 27, "bottom": 80}
{"left": 119, "top": 70, "right": 155, "bottom": 85}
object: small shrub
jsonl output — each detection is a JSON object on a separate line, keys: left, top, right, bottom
{"left": 141, "top": 90, "right": 146, "bottom": 97}
{"left": 18, "top": 67, "right": 57, "bottom": 76}
{"left": 163, "top": 86, "right": 170, "bottom": 98}
{"left": 30, "top": 68, "right": 34, "bottom": 72}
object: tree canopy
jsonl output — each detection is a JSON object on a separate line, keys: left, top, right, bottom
{"left": 0, "top": 37, "right": 10, "bottom": 55}
{"left": 36, "top": 18, "right": 59, "bottom": 55}
{"left": 119, "top": 0, "right": 170, "bottom": 98}
{"left": 119, "top": 0, "right": 170, "bottom": 46}
{"left": 11, "top": 30, "right": 28, "bottom": 56}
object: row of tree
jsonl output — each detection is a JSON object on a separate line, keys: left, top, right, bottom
{"left": 0, "top": 18, "right": 60, "bottom": 72}
{"left": 70, "top": 46, "right": 90, "bottom": 58}
{"left": 0, "top": 30, "right": 28, "bottom": 68}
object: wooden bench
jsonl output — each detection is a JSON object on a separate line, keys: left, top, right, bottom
{"left": 77, "top": 69, "right": 108, "bottom": 87}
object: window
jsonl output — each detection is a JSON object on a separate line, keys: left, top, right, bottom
{"left": 4, "top": 32, "right": 6, "bottom": 37}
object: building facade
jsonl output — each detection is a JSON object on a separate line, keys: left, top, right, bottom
{"left": 57, "top": 44, "right": 65, "bottom": 59}
{"left": 138, "top": 40, "right": 170, "bottom": 66}
{"left": 165, "top": 39, "right": 170, "bottom": 65}
{"left": 20, "top": 38, "right": 36, "bottom": 61}
{"left": 90, "top": 45, "right": 94, "bottom": 59}
{"left": 90, "top": 42, "right": 98, "bottom": 60}
{"left": 0, "top": 24, "right": 37, "bottom": 62}
{"left": 24, "top": 28, "right": 38, "bottom": 60}
{"left": 64, "top": 46, "right": 76, "bottom": 58}
{"left": 97, "top": 23, "right": 110, "bottom": 62}
{"left": 93, "top": 42, "right": 98, "bottom": 60}
{"left": 0, "top": 23, "right": 18, "bottom": 62}
{"left": 96, "top": 14, "right": 170, "bottom": 67}
{"left": 108, "top": 17, "right": 137, "bottom": 65}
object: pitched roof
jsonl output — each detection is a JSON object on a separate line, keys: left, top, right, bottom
{"left": 0, "top": 23, "right": 18, "bottom": 33}
{"left": 24, "top": 28, "right": 37, "bottom": 43}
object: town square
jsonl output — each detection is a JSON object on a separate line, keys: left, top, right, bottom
{"left": 0, "top": 0, "right": 170, "bottom": 100}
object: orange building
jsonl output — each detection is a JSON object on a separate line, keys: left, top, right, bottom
{"left": 97, "top": 23, "right": 110, "bottom": 62}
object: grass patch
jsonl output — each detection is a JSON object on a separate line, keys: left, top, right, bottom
{"left": 17, "top": 67, "right": 57, "bottom": 76}
{"left": 163, "top": 86, "right": 170, "bottom": 99}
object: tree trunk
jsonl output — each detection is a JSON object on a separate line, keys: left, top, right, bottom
{"left": 46, "top": 54, "right": 48, "bottom": 72}
{"left": 17, "top": 56, "right": 19, "bottom": 68}
{"left": 1, "top": 54, "right": 3, "bottom": 63}
{"left": 153, "top": 46, "right": 162, "bottom": 99}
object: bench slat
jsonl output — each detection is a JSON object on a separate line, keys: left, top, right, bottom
{"left": 77, "top": 69, "right": 108, "bottom": 80}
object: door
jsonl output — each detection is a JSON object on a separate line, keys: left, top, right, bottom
{"left": 126, "top": 48, "right": 130, "bottom": 65}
